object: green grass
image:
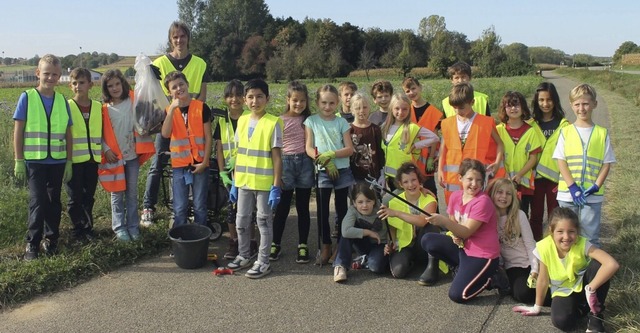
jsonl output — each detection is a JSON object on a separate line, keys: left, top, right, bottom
{"left": 557, "top": 68, "right": 640, "bottom": 331}
{"left": 0, "top": 74, "right": 543, "bottom": 309}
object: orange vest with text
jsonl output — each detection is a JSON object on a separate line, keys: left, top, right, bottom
{"left": 168, "top": 100, "right": 206, "bottom": 168}
{"left": 410, "top": 103, "right": 443, "bottom": 176}
{"left": 98, "top": 93, "right": 155, "bottom": 192}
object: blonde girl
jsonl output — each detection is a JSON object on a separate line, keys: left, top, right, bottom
{"left": 381, "top": 93, "right": 438, "bottom": 191}
{"left": 349, "top": 92, "right": 385, "bottom": 182}
{"left": 488, "top": 178, "right": 537, "bottom": 303}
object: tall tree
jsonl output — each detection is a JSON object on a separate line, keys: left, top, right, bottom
{"left": 418, "top": 15, "right": 446, "bottom": 41}
{"left": 470, "top": 26, "right": 505, "bottom": 77}
{"left": 503, "top": 42, "right": 530, "bottom": 63}
{"left": 358, "top": 47, "right": 376, "bottom": 81}
{"left": 428, "top": 30, "right": 469, "bottom": 77}
{"left": 613, "top": 41, "right": 639, "bottom": 63}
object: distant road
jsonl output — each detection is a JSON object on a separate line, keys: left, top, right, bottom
{"left": 586, "top": 66, "right": 640, "bottom": 75}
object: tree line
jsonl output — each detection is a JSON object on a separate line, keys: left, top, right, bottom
{"left": 176, "top": 0, "right": 603, "bottom": 81}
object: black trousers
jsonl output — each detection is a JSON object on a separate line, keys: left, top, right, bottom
{"left": 26, "top": 162, "right": 64, "bottom": 244}
{"left": 65, "top": 161, "right": 99, "bottom": 236}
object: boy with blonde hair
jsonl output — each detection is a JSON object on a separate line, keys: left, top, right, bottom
{"left": 14, "top": 54, "right": 73, "bottom": 259}
{"left": 368, "top": 79, "right": 393, "bottom": 126}
{"left": 553, "top": 84, "right": 615, "bottom": 247}
{"left": 65, "top": 68, "right": 102, "bottom": 243}
{"left": 442, "top": 62, "right": 490, "bottom": 118}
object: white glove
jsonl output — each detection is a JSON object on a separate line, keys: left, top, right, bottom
{"left": 377, "top": 170, "right": 386, "bottom": 189}
{"left": 512, "top": 304, "right": 541, "bottom": 316}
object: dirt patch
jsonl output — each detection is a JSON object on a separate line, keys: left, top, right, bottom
{"left": 7, "top": 301, "right": 57, "bottom": 321}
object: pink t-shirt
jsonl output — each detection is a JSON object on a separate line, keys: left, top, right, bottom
{"left": 280, "top": 115, "right": 307, "bottom": 155}
{"left": 447, "top": 191, "right": 500, "bottom": 259}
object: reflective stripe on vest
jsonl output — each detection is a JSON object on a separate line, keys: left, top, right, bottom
{"left": 537, "top": 236, "right": 589, "bottom": 297}
{"left": 168, "top": 100, "right": 206, "bottom": 168}
{"left": 234, "top": 113, "right": 282, "bottom": 191}
{"left": 387, "top": 192, "right": 436, "bottom": 250}
{"left": 496, "top": 124, "right": 541, "bottom": 189}
{"left": 442, "top": 91, "right": 489, "bottom": 118}
{"left": 557, "top": 125, "right": 607, "bottom": 196}
{"left": 440, "top": 114, "right": 496, "bottom": 199}
{"left": 531, "top": 118, "right": 569, "bottom": 182}
{"left": 381, "top": 123, "right": 420, "bottom": 177}
{"left": 153, "top": 55, "right": 207, "bottom": 99}
{"left": 69, "top": 99, "right": 102, "bottom": 163}
{"left": 24, "top": 89, "right": 68, "bottom": 160}
{"left": 218, "top": 111, "right": 249, "bottom": 166}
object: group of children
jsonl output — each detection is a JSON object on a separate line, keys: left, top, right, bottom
{"left": 14, "top": 48, "right": 619, "bottom": 331}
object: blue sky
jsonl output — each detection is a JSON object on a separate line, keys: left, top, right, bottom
{"left": 1, "top": 0, "right": 638, "bottom": 59}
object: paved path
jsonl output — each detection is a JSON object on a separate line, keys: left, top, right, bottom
{"left": 1, "top": 73, "right": 605, "bottom": 333}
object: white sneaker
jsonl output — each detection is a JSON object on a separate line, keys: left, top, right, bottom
{"left": 227, "top": 255, "right": 251, "bottom": 271}
{"left": 245, "top": 261, "right": 271, "bottom": 279}
{"left": 334, "top": 266, "right": 347, "bottom": 283}
{"left": 140, "top": 208, "right": 155, "bottom": 227}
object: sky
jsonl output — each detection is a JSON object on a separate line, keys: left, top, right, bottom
{"left": 1, "top": 0, "right": 638, "bottom": 59}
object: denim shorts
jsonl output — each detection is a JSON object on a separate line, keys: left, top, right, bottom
{"left": 282, "top": 153, "right": 315, "bottom": 190}
{"left": 318, "top": 167, "right": 355, "bottom": 190}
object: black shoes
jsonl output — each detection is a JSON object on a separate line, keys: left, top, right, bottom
{"left": 24, "top": 243, "right": 38, "bottom": 261}
{"left": 489, "top": 267, "right": 511, "bottom": 296}
{"left": 417, "top": 255, "right": 440, "bottom": 286}
{"left": 586, "top": 312, "right": 605, "bottom": 333}
{"left": 42, "top": 239, "right": 59, "bottom": 256}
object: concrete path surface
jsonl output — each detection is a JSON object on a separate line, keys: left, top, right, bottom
{"left": 1, "top": 73, "right": 607, "bottom": 333}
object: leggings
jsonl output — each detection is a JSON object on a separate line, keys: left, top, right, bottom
{"left": 422, "top": 233, "right": 498, "bottom": 303}
{"left": 272, "top": 188, "right": 311, "bottom": 245}
{"left": 506, "top": 266, "right": 536, "bottom": 303}
{"left": 530, "top": 178, "right": 559, "bottom": 241}
{"left": 390, "top": 224, "right": 440, "bottom": 278}
{"left": 317, "top": 187, "right": 349, "bottom": 244}
{"left": 550, "top": 260, "right": 610, "bottom": 331}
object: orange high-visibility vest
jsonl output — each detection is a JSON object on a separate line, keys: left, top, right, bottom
{"left": 168, "top": 100, "right": 205, "bottom": 168}
{"left": 410, "top": 103, "right": 443, "bottom": 176}
{"left": 441, "top": 114, "right": 501, "bottom": 203}
{"left": 98, "top": 93, "right": 155, "bottom": 192}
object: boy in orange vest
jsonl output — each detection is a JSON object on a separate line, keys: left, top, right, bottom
{"left": 13, "top": 54, "right": 72, "bottom": 260}
{"left": 161, "top": 71, "right": 213, "bottom": 227}
{"left": 438, "top": 83, "right": 504, "bottom": 204}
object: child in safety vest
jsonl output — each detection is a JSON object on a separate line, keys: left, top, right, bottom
{"left": 271, "top": 80, "right": 314, "bottom": 263}
{"left": 161, "top": 71, "right": 212, "bottom": 227}
{"left": 13, "top": 54, "right": 72, "bottom": 260}
{"left": 402, "top": 77, "right": 444, "bottom": 197}
{"left": 488, "top": 178, "right": 537, "bottom": 304}
{"left": 381, "top": 93, "right": 439, "bottom": 191}
{"left": 368, "top": 79, "right": 393, "bottom": 127}
{"left": 304, "top": 84, "right": 355, "bottom": 265}
{"left": 99, "top": 69, "right": 155, "bottom": 242}
{"left": 348, "top": 92, "right": 385, "bottom": 182}
{"left": 553, "top": 84, "right": 615, "bottom": 247}
{"left": 513, "top": 207, "right": 619, "bottom": 332}
{"left": 438, "top": 82, "right": 504, "bottom": 204}
{"left": 442, "top": 61, "right": 490, "bottom": 118}
{"left": 337, "top": 81, "right": 357, "bottom": 123}
{"left": 215, "top": 80, "right": 258, "bottom": 261}
{"left": 333, "top": 182, "right": 389, "bottom": 283}
{"left": 226, "top": 79, "right": 283, "bottom": 279}
{"left": 424, "top": 159, "right": 505, "bottom": 303}
{"left": 65, "top": 68, "right": 102, "bottom": 243}
{"left": 496, "top": 91, "right": 542, "bottom": 216}
{"left": 529, "top": 82, "right": 569, "bottom": 241}
{"left": 377, "top": 162, "right": 439, "bottom": 283}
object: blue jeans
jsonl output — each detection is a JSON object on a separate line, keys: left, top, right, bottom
{"left": 142, "top": 135, "right": 170, "bottom": 210}
{"left": 172, "top": 166, "right": 209, "bottom": 226}
{"left": 111, "top": 158, "right": 140, "bottom": 236}
{"left": 333, "top": 236, "right": 388, "bottom": 274}
{"left": 281, "top": 153, "right": 314, "bottom": 190}
{"left": 558, "top": 200, "right": 603, "bottom": 247}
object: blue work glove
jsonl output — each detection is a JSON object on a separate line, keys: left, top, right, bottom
{"left": 584, "top": 184, "right": 600, "bottom": 197}
{"left": 14, "top": 159, "right": 26, "bottom": 182}
{"left": 219, "top": 170, "right": 233, "bottom": 187}
{"left": 62, "top": 160, "right": 73, "bottom": 183}
{"left": 268, "top": 185, "right": 282, "bottom": 210}
{"left": 229, "top": 180, "right": 238, "bottom": 203}
{"left": 568, "top": 183, "right": 586, "bottom": 206}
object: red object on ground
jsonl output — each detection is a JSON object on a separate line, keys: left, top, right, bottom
{"left": 213, "top": 267, "right": 233, "bottom": 276}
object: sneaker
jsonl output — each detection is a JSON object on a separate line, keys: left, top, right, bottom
{"left": 249, "top": 240, "right": 259, "bottom": 259}
{"left": 130, "top": 232, "right": 141, "bottom": 241}
{"left": 586, "top": 312, "right": 605, "bottom": 333}
{"left": 269, "top": 243, "right": 281, "bottom": 261}
{"left": 140, "top": 208, "right": 155, "bottom": 227}
{"left": 333, "top": 266, "right": 347, "bottom": 283}
{"left": 489, "top": 267, "right": 511, "bottom": 296}
{"left": 227, "top": 255, "right": 251, "bottom": 271}
{"left": 224, "top": 239, "right": 239, "bottom": 260}
{"left": 296, "top": 244, "right": 309, "bottom": 264}
{"left": 115, "top": 230, "right": 131, "bottom": 242}
{"left": 331, "top": 229, "right": 339, "bottom": 239}
{"left": 245, "top": 261, "right": 271, "bottom": 279}
{"left": 42, "top": 239, "right": 58, "bottom": 256}
{"left": 24, "top": 243, "right": 38, "bottom": 261}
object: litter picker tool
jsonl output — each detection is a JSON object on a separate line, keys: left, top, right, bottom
{"left": 364, "top": 175, "right": 432, "bottom": 217}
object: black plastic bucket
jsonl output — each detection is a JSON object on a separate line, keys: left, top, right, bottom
{"left": 168, "top": 224, "right": 212, "bottom": 269}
